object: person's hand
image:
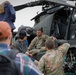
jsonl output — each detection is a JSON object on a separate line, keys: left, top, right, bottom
{"left": 25, "top": 51, "right": 29, "bottom": 55}
{"left": 25, "top": 51, "right": 32, "bottom": 56}
{"left": 50, "top": 66, "right": 56, "bottom": 71}
{"left": 28, "top": 47, "right": 30, "bottom": 50}
{"left": 34, "top": 60, "right": 39, "bottom": 66}
{"left": 50, "top": 36, "right": 57, "bottom": 41}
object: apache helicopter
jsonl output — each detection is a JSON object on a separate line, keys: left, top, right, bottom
{"left": 14, "top": 0, "right": 76, "bottom": 45}
{"left": 14, "top": 0, "right": 76, "bottom": 74}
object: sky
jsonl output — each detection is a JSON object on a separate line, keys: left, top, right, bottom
{"left": 15, "top": 6, "right": 42, "bottom": 31}
{"left": 0, "top": 0, "right": 42, "bottom": 31}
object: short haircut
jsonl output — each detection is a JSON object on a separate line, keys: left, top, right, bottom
{"left": 37, "top": 28, "right": 43, "bottom": 32}
{"left": 18, "top": 30, "right": 27, "bottom": 39}
{"left": 0, "top": 21, "right": 11, "bottom": 41}
{"left": 45, "top": 39, "right": 55, "bottom": 49}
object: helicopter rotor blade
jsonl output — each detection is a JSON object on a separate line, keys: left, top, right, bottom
{"left": 14, "top": 0, "right": 76, "bottom": 11}
{"left": 14, "top": 1, "right": 43, "bottom": 11}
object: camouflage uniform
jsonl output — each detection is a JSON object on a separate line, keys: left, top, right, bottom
{"left": 28, "top": 35, "right": 49, "bottom": 55}
{"left": 38, "top": 43, "right": 70, "bottom": 75}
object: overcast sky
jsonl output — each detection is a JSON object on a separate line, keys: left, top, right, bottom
{"left": 0, "top": 0, "right": 42, "bottom": 31}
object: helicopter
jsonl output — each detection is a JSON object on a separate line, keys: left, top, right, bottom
{"left": 14, "top": 0, "right": 76, "bottom": 45}
{"left": 14, "top": 0, "right": 76, "bottom": 74}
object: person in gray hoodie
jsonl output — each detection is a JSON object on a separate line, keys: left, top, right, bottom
{"left": 13, "top": 30, "right": 28, "bottom": 53}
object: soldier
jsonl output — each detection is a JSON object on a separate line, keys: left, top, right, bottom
{"left": 38, "top": 37, "right": 70, "bottom": 75}
{"left": 28, "top": 28, "right": 49, "bottom": 55}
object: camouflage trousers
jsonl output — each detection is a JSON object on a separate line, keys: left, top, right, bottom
{"left": 28, "top": 47, "right": 46, "bottom": 55}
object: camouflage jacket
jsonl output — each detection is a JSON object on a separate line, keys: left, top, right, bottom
{"left": 38, "top": 43, "right": 70, "bottom": 75}
{"left": 28, "top": 35, "right": 49, "bottom": 50}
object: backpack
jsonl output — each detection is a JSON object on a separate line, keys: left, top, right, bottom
{"left": 0, "top": 50, "right": 22, "bottom": 75}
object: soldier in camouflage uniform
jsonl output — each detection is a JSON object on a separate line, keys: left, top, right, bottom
{"left": 28, "top": 28, "right": 49, "bottom": 55}
{"left": 38, "top": 37, "right": 70, "bottom": 75}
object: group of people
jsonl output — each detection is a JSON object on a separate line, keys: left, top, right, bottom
{"left": 0, "top": 1, "right": 71, "bottom": 75}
